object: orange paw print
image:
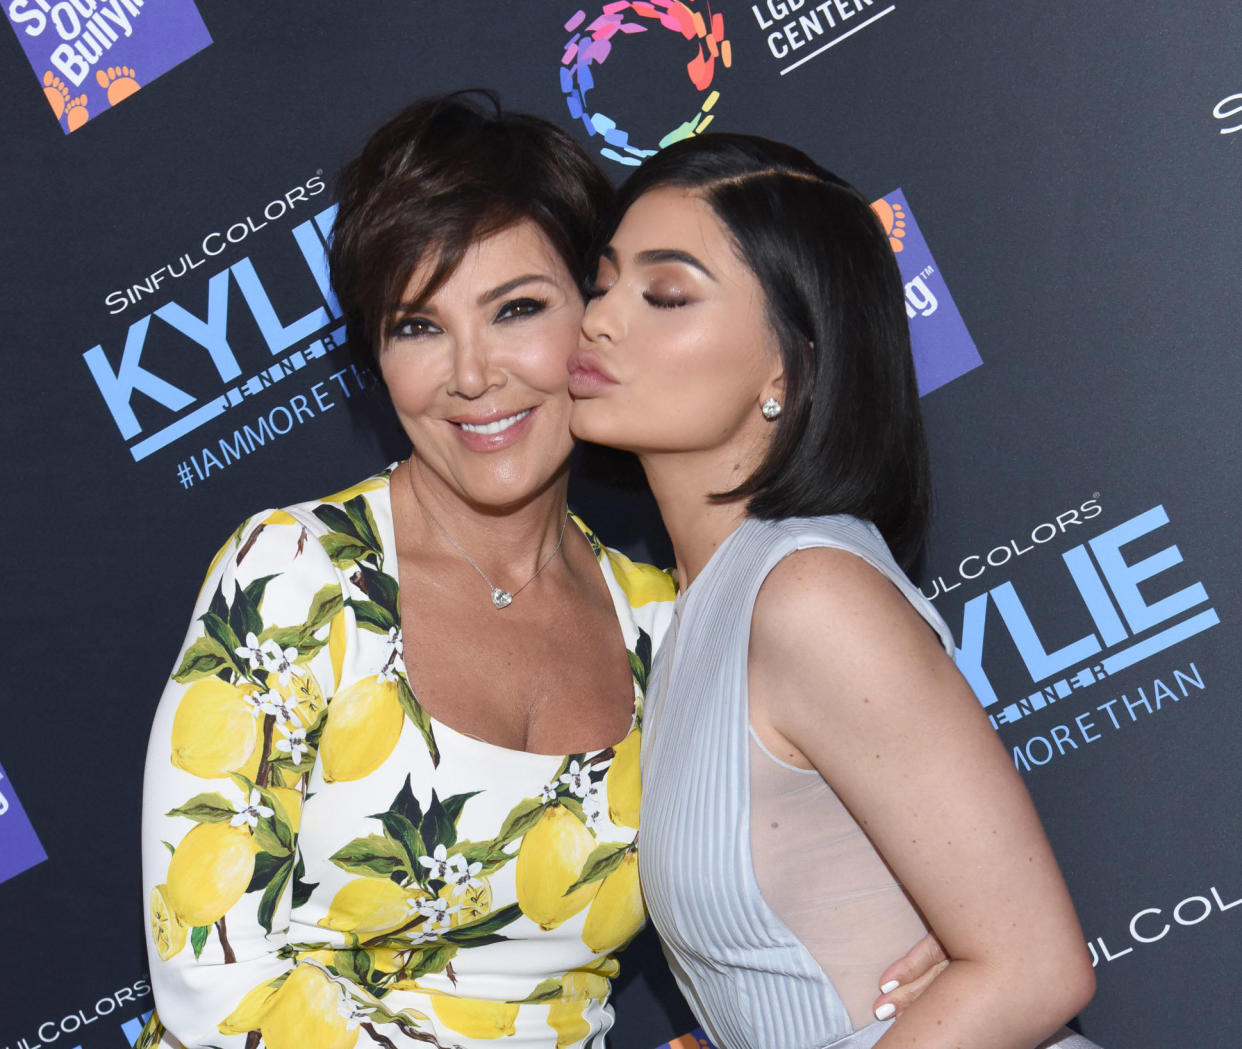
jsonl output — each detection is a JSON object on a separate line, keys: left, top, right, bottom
{"left": 42, "top": 70, "right": 70, "bottom": 119}
{"left": 65, "top": 93, "right": 89, "bottom": 131}
{"left": 96, "top": 65, "right": 140, "bottom": 105}
{"left": 871, "top": 197, "right": 907, "bottom": 254}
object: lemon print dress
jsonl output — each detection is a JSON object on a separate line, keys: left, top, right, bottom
{"left": 140, "top": 465, "right": 676, "bottom": 1049}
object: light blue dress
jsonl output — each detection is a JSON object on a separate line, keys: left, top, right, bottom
{"left": 639, "top": 514, "right": 1103, "bottom": 1049}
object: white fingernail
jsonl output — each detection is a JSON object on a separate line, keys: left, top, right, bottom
{"left": 879, "top": 980, "right": 900, "bottom": 994}
{"left": 875, "top": 1003, "right": 896, "bottom": 1021}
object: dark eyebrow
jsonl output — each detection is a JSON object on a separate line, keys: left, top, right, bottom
{"left": 478, "top": 273, "right": 557, "bottom": 306}
{"left": 393, "top": 273, "right": 556, "bottom": 316}
{"left": 600, "top": 245, "right": 716, "bottom": 282}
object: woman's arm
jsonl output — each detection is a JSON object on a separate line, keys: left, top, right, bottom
{"left": 748, "top": 547, "right": 1095, "bottom": 1049}
{"left": 142, "top": 510, "right": 342, "bottom": 1046}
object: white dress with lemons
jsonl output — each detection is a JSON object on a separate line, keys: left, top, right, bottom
{"left": 139, "top": 465, "right": 675, "bottom": 1049}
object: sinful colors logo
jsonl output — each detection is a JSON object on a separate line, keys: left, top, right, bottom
{"left": 80, "top": 182, "right": 348, "bottom": 468}
{"left": 561, "top": 1, "right": 731, "bottom": 166}
{"left": 947, "top": 504, "right": 1218, "bottom": 730}
{"left": 5, "top": 0, "right": 211, "bottom": 133}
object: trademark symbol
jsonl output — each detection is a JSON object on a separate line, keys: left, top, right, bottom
{"left": 1093, "top": 492, "right": 1100, "bottom": 499}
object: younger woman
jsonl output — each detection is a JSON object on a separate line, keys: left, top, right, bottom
{"left": 571, "top": 134, "right": 1101, "bottom": 1049}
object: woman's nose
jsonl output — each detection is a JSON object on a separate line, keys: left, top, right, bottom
{"left": 447, "top": 335, "right": 498, "bottom": 398}
{"left": 581, "top": 289, "right": 618, "bottom": 345}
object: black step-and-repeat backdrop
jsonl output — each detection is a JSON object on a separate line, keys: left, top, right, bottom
{"left": 2, "top": 2, "right": 1239, "bottom": 1047}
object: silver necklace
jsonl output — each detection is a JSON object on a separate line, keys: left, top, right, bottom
{"left": 406, "top": 459, "right": 570, "bottom": 610}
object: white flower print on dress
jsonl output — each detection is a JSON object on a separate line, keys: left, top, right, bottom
{"left": 259, "top": 639, "right": 305, "bottom": 687}
{"left": 231, "top": 788, "right": 274, "bottom": 829}
{"left": 582, "top": 784, "right": 606, "bottom": 831}
{"left": 559, "top": 760, "right": 590, "bottom": 798}
{"left": 235, "top": 632, "right": 264, "bottom": 670}
{"left": 274, "top": 722, "right": 309, "bottom": 764}
{"left": 418, "top": 843, "right": 454, "bottom": 881}
{"left": 446, "top": 854, "right": 485, "bottom": 890}
{"left": 259, "top": 691, "right": 298, "bottom": 725}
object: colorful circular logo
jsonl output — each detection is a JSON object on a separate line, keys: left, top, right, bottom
{"left": 560, "top": 2, "right": 732, "bottom": 166}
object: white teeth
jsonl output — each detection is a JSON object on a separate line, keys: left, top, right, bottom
{"left": 459, "top": 409, "right": 531, "bottom": 435}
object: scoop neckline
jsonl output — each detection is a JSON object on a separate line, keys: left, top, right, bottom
{"left": 374, "top": 464, "right": 642, "bottom": 761}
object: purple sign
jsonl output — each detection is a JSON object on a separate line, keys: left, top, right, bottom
{"left": 6, "top": 0, "right": 212, "bottom": 134}
{"left": 872, "top": 188, "right": 983, "bottom": 395}
{"left": 0, "top": 758, "right": 47, "bottom": 883}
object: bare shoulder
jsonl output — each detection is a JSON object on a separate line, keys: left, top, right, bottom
{"left": 751, "top": 545, "right": 940, "bottom": 669}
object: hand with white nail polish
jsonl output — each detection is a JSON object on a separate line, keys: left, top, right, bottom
{"left": 871, "top": 932, "right": 949, "bottom": 1021}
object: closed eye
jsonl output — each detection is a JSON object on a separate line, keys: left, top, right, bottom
{"left": 643, "top": 292, "right": 689, "bottom": 309}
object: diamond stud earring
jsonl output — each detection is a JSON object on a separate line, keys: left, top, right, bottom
{"left": 760, "top": 397, "right": 782, "bottom": 420}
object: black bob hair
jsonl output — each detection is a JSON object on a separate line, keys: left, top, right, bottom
{"left": 605, "top": 133, "right": 931, "bottom": 570}
{"left": 329, "top": 91, "right": 613, "bottom": 361}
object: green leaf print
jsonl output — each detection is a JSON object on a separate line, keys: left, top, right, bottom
{"left": 247, "top": 849, "right": 291, "bottom": 893}
{"left": 291, "top": 852, "right": 318, "bottom": 908}
{"left": 256, "top": 858, "right": 294, "bottom": 934}
{"left": 395, "top": 675, "right": 440, "bottom": 768}
{"left": 343, "top": 495, "right": 384, "bottom": 557}
{"left": 303, "top": 583, "right": 344, "bottom": 634}
{"left": 563, "top": 842, "right": 631, "bottom": 895}
{"left": 422, "top": 791, "right": 458, "bottom": 850}
{"left": 200, "top": 612, "right": 243, "bottom": 673}
{"left": 358, "top": 563, "right": 401, "bottom": 620}
{"left": 495, "top": 798, "right": 546, "bottom": 848}
{"left": 166, "top": 792, "right": 237, "bottom": 824}
{"left": 172, "top": 635, "right": 233, "bottom": 683}
{"left": 312, "top": 503, "right": 359, "bottom": 539}
{"left": 516, "top": 978, "right": 564, "bottom": 1005}
{"left": 396, "top": 943, "right": 459, "bottom": 986}
{"left": 440, "top": 789, "right": 483, "bottom": 826}
{"left": 392, "top": 775, "right": 424, "bottom": 829}
{"left": 229, "top": 580, "right": 264, "bottom": 646}
{"left": 330, "top": 834, "right": 414, "bottom": 881}
{"left": 344, "top": 598, "right": 396, "bottom": 633}
{"left": 242, "top": 573, "right": 280, "bottom": 614}
{"left": 629, "top": 626, "right": 653, "bottom": 691}
{"left": 320, "top": 531, "right": 377, "bottom": 568}
{"left": 441, "top": 903, "right": 522, "bottom": 945}
{"left": 373, "top": 811, "right": 429, "bottom": 886}
{"left": 190, "top": 923, "right": 210, "bottom": 960}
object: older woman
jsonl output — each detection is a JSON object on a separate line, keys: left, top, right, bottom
{"left": 139, "top": 94, "right": 677, "bottom": 1049}
{"left": 571, "top": 133, "right": 1102, "bottom": 1049}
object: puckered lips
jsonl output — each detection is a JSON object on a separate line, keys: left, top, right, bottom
{"left": 567, "top": 350, "right": 618, "bottom": 398}
{"left": 446, "top": 406, "right": 536, "bottom": 451}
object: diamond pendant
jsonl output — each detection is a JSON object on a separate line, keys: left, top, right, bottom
{"left": 491, "top": 588, "right": 513, "bottom": 610}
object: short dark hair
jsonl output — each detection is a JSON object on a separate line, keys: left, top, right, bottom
{"left": 607, "top": 134, "right": 930, "bottom": 568}
{"left": 329, "top": 91, "right": 612, "bottom": 359}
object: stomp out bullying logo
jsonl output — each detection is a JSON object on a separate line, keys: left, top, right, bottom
{"left": 0, "top": 757, "right": 47, "bottom": 884}
{"left": 561, "top": 1, "right": 731, "bottom": 166}
{"left": 5, "top": 0, "right": 212, "bottom": 133}
{"left": 871, "top": 190, "right": 982, "bottom": 395}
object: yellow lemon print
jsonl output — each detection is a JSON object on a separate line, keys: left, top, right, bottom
{"left": 604, "top": 549, "right": 677, "bottom": 606}
{"left": 218, "top": 975, "right": 285, "bottom": 1035}
{"left": 267, "top": 786, "right": 303, "bottom": 834}
{"left": 581, "top": 851, "right": 643, "bottom": 954}
{"left": 148, "top": 884, "right": 187, "bottom": 960}
{"left": 440, "top": 877, "right": 492, "bottom": 928}
{"left": 432, "top": 995, "right": 519, "bottom": 1040}
{"left": 321, "top": 476, "right": 388, "bottom": 503}
{"left": 320, "top": 675, "right": 403, "bottom": 782}
{"left": 605, "top": 730, "right": 640, "bottom": 830}
{"left": 560, "top": 970, "right": 609, "bottom": 1000}
{"left": 170, "top": 678, "right": 259, "bottom": 779}
{"left": 328, "top": 610, "right": 348, "bottom": 692}
{"left": 164, "top": 821, "right": 258, "bottom": 928}
{"left": 319, "top": 877, "right": 416, "bottom": 937}
{"left": 269, "top": 668, "right": 326, "bottom": 727}
{"left": 547, "top": 996, "right": 591, "bottom": 1048}
{"left": 260, "top": 964, "right": 359, "bottom": 1049}
{"left": 262, "top": 509, "right": 299, "bottom": 526}
{"left": 516, "top": 805, "right": 599, "bottom": 931}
